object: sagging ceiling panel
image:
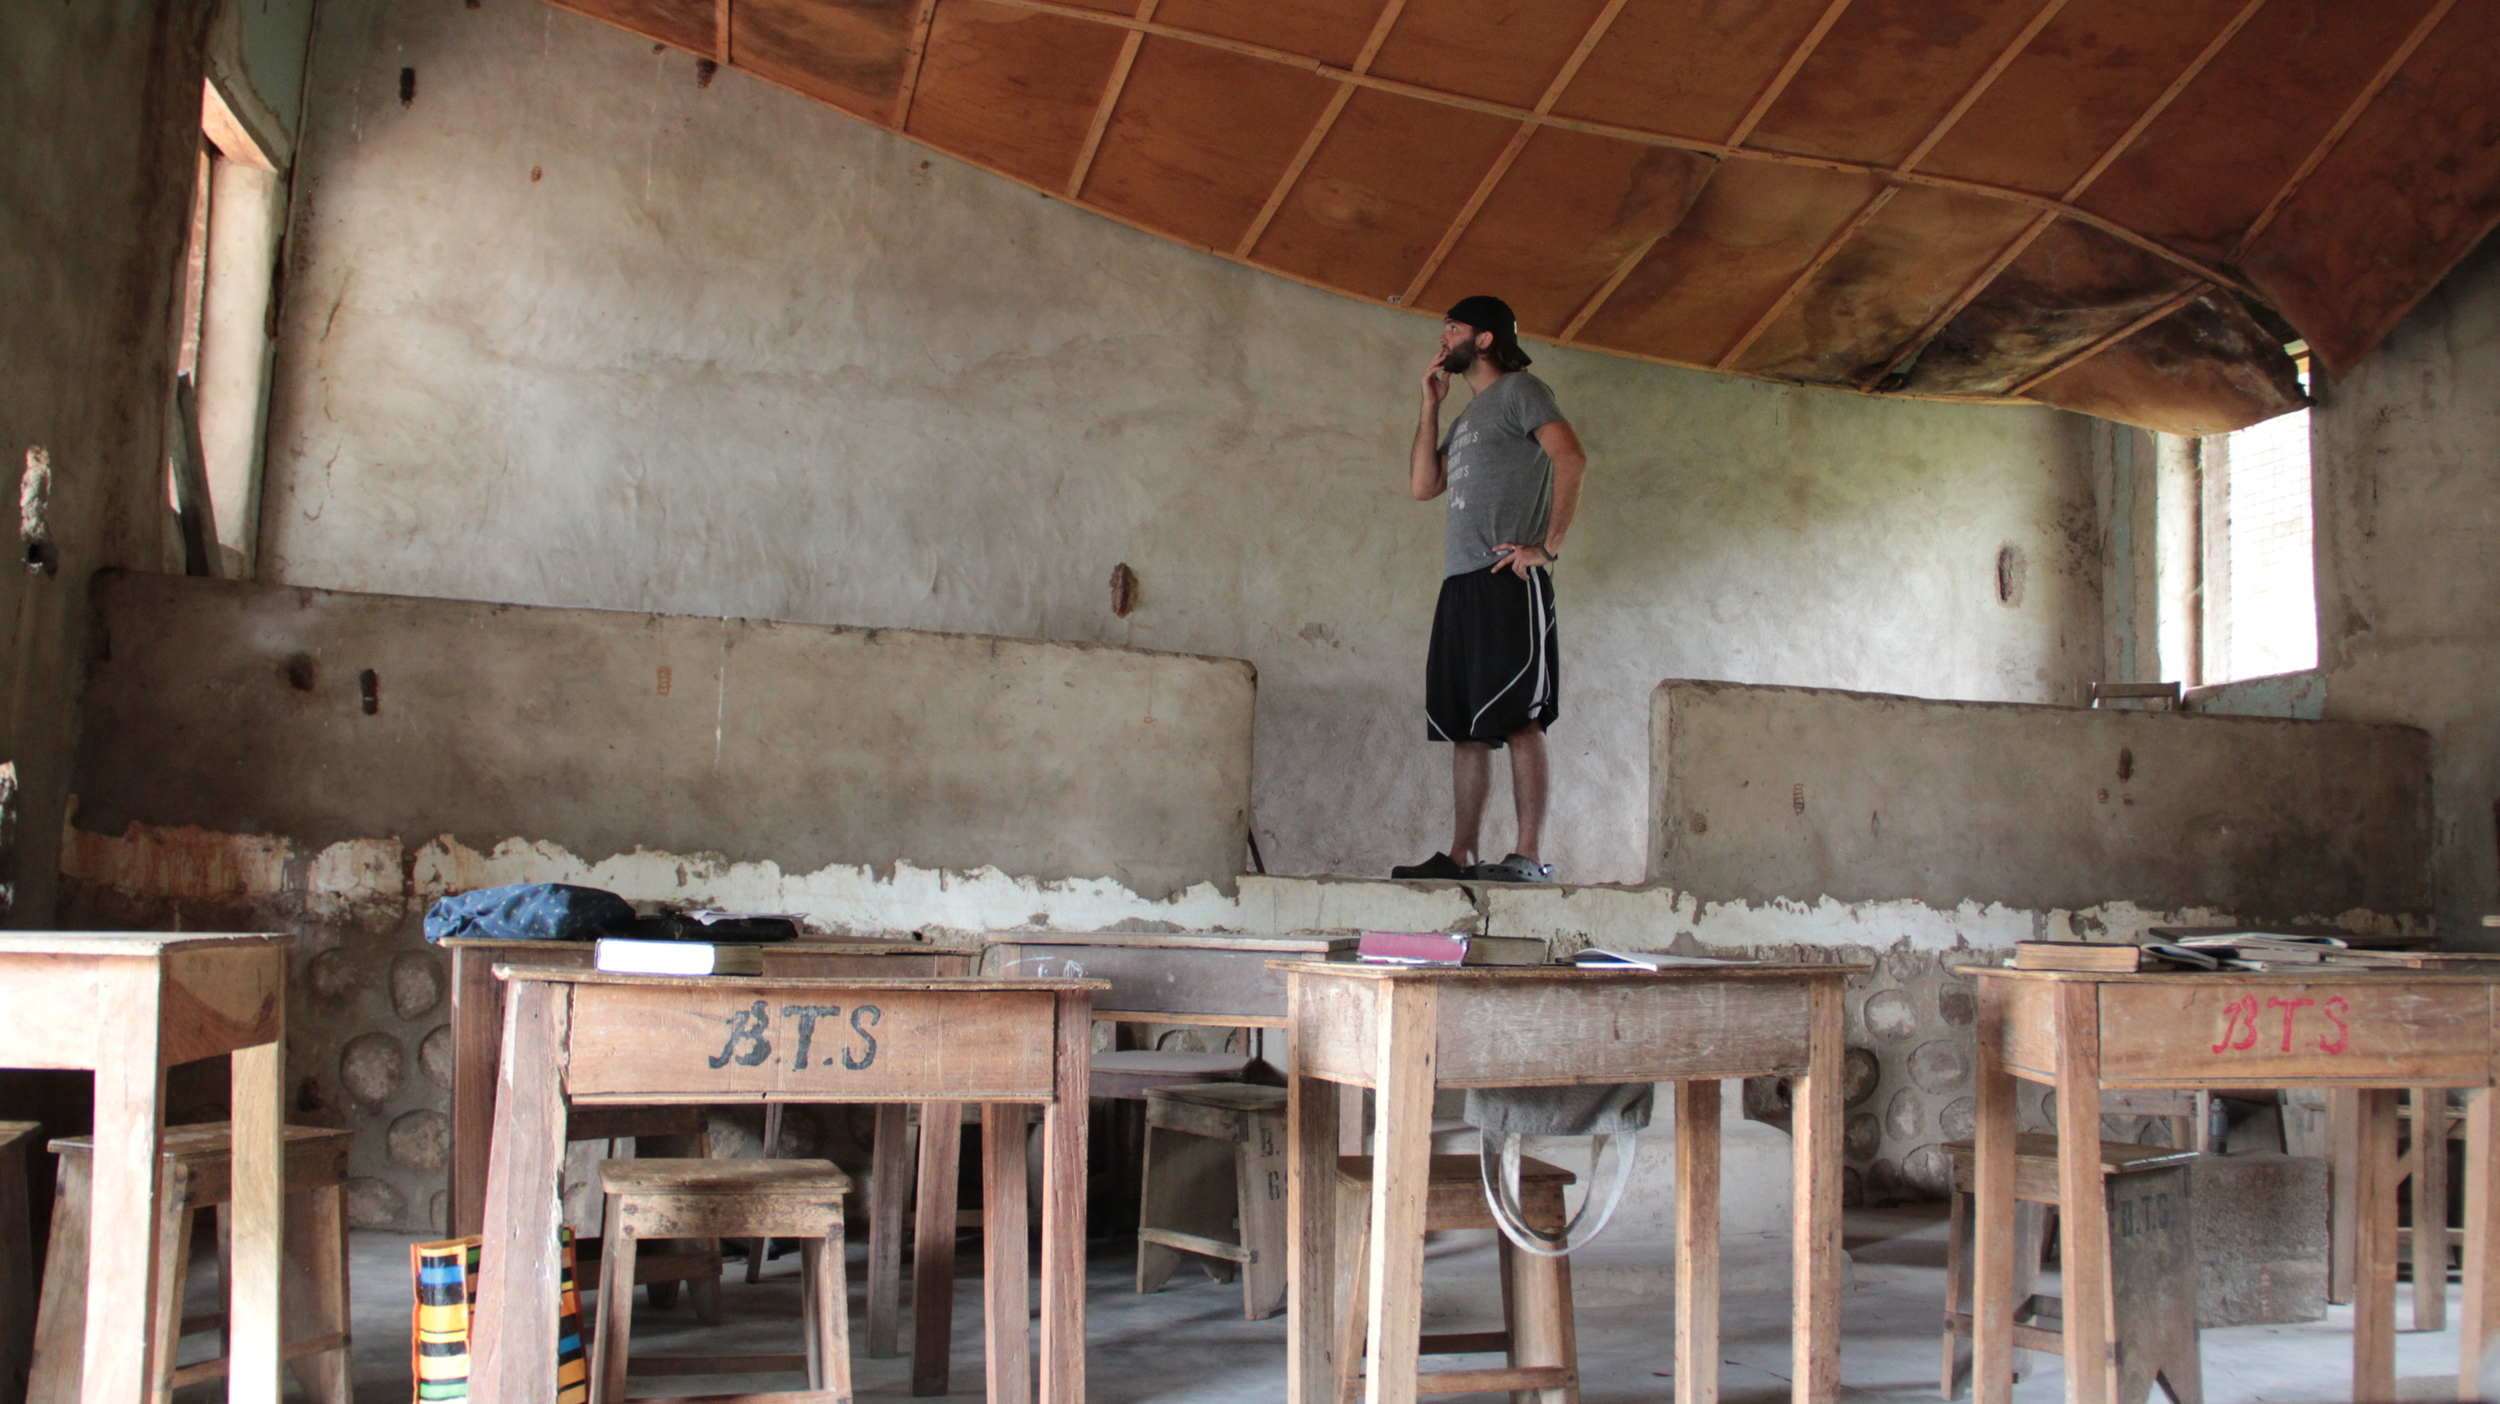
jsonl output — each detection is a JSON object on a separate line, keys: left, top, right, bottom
{"left": 543, "top": 0, "right": 2500, "bottom": 435}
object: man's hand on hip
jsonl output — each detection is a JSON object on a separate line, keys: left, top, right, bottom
{"left": 1492, "top": 543, "right": 1553, "bottom": 578}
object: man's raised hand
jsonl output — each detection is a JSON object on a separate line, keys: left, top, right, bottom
{"left": 1420, "top": 350, "right": 1450, "bottom": 409}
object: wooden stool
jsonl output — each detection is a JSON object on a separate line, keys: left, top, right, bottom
{"left": 591, "top": 1159, "right": 853, "bottom": 1404}
{"left": 1940, "top": 1135, "right": 2200, "bottom": 1404}
{"left": 1, "top": 1122, "right": 37, "bottom": 1404}
{"left": 1334, "top": 1153, "right": 1578, "bottom": 1404}
{"left": 568, "top": 1104, "right": 723, "bottom": 1321}
{"left": 1136, "top": 1083, "right": 1288, "bottom": 1319}
{"left": 30, "top": 1122, "right": 352, "bottom": 1404}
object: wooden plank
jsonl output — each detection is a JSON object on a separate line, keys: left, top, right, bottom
{"left": 1290, "top": 977, "right": 1380, "bottom": 1087}
{"left": 1791, "top": 978, "right": 1842, "bottom": 1404}
{"left": 564, "top": 983, "right": 1060, "bottom": 1102}
{"left": 1038, "top": 989, "right": 1091, "bottom": 1404}
{"left": 1236, "top": 1097, "right": 1290, "bottom": 1319}
{"left": 2416, "top": 1088, "right": 2450, "bottom": 1331}
{"left": 992, "top": 943, "right": 1304, "bottom": 1019}
{"left": 2052, "top": 980, "right": 2114, "bottom": 1404}
{"left": 80, "top": 958, "right": 166, "bottom": 1404}
{"left": 2461, "top": 1085, "right": 2500, "bottom": 1391}
{"left": 2095, "top": 978, "right": 2495, "bottom": 1086}
{"left": 889, "top": 0, "right": 940, "bottom": 128}
{"left": 223, "top": 1037, "right": 285, "bottom": 1404}
{"left": 1136, "top": 1227, "right": 1253, "bottom": 1263}
{"left": 2332, "top": 1087, "right": 2362, "bottom": 1304}
{"left": 1285, "top": 987, "right": 1343, "bottom": 1404}
{"left": 0, "top": 956, "right": 100, "bottom": 1070}
{"left": 448, "top": 942, "right": 510, "bottom": 1237}
{"left": 469, "top": 980, "right": 572, "bottom": 1402}
{"left": 1433, "top": 977, "right": 1812, "bottom": 1086}
{"left": 866, "top": 1102, "right": 911, "bottom": 1358}
{"left": 1361, "top": 980, "right": 1437, "bottom": 1404}
{"left": 2008, "top": 283, "right": 2207, "bottom": 400}
{"left": 155, "top": 945, "right": 284, "bottom": 1066}
{"left": 0, "top": 1124, "right": 34, "bottom": 1404}
{"left": 983, "top": 1102, "right": 1033, "bottom": 1404}
{"left": 1675, "top": 1079, "right": 1719, "bottom": 1404}
{"left": 910, "top": 1102, "right": 960, "bottom": 1397}
{"left": 1064, "top": 0, "right": 1160, "bottom": 198}
{"left": 2353, "top": 1088, "right": 2400, "bottom": 1401}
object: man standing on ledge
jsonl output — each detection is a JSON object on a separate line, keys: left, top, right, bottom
{"left": 1392, "top": 295, "right": 1588, "bottom": 884}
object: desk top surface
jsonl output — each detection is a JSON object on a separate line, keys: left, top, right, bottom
{"left": 1270, "top": 958, "right": 1866, "bottom": 982}
{"left": 0, "top": 931, "right": 288, "bottom": 957}
{"left": 497, "top": 965, "right": 1108, "bottom": 993}
{"left": 1971, "top": 965, "right": 2500, "bottom": 985}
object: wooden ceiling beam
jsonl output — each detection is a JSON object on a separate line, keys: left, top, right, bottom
{"left": 2007, "top": 283, "right": 2209, "bottom": 398}
{"left": 974, "top": 0, "right": 2257, "bottom": 301}
{"left": 2234, "top": 0, "right": 2458, "bottom": 260}
{"left": 715, "top": 0, "right": 732, "bottom": 64}
{"left": 1235, "top": 0, "right": 1410, "bottom": 258}
{"left": 890, "top": 0, "right": 942, "bottom": 129}
{"left": 1065, "top": 0, "right": 1162, "bottom": 198}
{"left": 1714, "top": 0, "right": 2071, "bottom": 370}
{"left": 1395, "top": 0, "right": 1633, "bottom": 310}
{"left": 1855, "top": 0, "right": 2272, "bottom": 389}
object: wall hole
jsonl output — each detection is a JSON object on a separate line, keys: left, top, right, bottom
{"left": 284, "top": 652, "right": 318, "bottom": 691}
{"left": 1994, "top": 544, "right": 2026, "bottom": 606}
{"left": 399, "top": 68, "right": 416, "bottom": 107}
{"left": 20, "top": 447, "right": 54, "bottom": 576}
{"left": 359, "top": 669, "right": 380, "bottom": 714}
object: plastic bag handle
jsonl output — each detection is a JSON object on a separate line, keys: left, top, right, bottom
{"left": 1477, "top": 1131, "right": 1637, "bottom": 1258}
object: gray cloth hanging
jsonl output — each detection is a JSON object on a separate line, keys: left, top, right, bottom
{"left": 1464, "top": 1082, "right": 1652, "bottom": 1257}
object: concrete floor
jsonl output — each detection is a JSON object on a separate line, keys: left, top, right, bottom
{"left": 258, "top": 1207, "right": 2473, "bottom": 1401}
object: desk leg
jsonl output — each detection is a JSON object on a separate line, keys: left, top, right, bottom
{"left": 912, "top": 1104, "right": 962, "bottom": 1397}
{"left": 447, "top": 947, "right": 502, "bottom": 1238}
{"left": 1038, "top": 989, "right": 1091, "bottom": 1404}
{"left": 1363, "top": 981, "right": 1437, "bottom": 1404}
{"left": 81, "top": 961, "right": 167, "bottom": 1404}
{"left": 226, "top": 1037, "right": 285, "bottom": 1404}
{"left": 869, "top": 1102, "right": 912, "bottom": 1358}
{"left": 2051, "top": 981, "right": 2113, "bottom": 1404}
{"left": 1286, "top": 1063, "right": 1341, "bottom": 1404}
{"left": 2332, "top": 1088, "right": 2362, "bottom": 1305}
{"left": 1792, "top": 981, "right": 1843, "bottom": 1404}
{"left": 2460, "top": 1086, "right": 2500, "bottom": 1398}
{"left": 2354, "top": 1089, "right": 2400, "bottom": 1403}
{"left": 2415, "top": 1088, "right": 2450, "bottom": 1332}
{"left": 983, "top": 1103, "right": 1033, "bottom": 1404}
{"left": 1972, "top": 985, "right": 2019, "bottom": 1404}
{"left": 1676, "top": 1080, "right": 1720, "bottom": 1404}
{"left": 470, "top": 980, "right": 570, "bottom": 1401}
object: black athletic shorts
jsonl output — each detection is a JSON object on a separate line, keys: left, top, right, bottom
{"left": 1424, "top": 566, "right": 1558, "bottom": 747}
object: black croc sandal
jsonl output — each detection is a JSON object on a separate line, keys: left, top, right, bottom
{"left": 1389, "top": 851, "right": 1470, "bottom": 881}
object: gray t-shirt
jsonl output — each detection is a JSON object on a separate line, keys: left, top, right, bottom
{"left": 1438, "top": 372, "right": 1565, "bottom": 577}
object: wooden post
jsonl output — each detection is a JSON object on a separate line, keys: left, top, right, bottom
{"left": 1362, "top": 980, "right": 1438, "bottom": 1404}
{"left": 0, "top": 1124, "right": 34, "bottom": 1404}
{"left": 1792, "top": 980, "right": 1843, "bottom": 1404}
{"left": 867, "top": 1102, "right": 912, "bottom": 1358}
{"left": 469, "top": 979, "right": 571, "bottom": 1402}
{"left": 2460, "top": 1085, "right": 2500, "bottom": 1396}
{"left": 2051, "top": 980, "right": 2114, "bottom": 1404}
{"left": 1038, "top": 989, "right": 1091, "bottom": 1404}
{"left": 225, "top": 1037, "right": 284, "bottom": 1404}
{"left": 1674, "top": 1079, "right": 1720, "bottom": 1404}
{"left": 446, "top": 946, "right": 503, "bottom": 1238}
{"left": 1285, "top": 978, "right": 1341, "bottom": 1404}
{"left": 2416, "top": 1088, "right": 2450, "bottom": 1331}
{"left": 983, "top": 1102, "right": 1033, "bottom": 1404}
{"left": 910, "top": 1104, "right": 961, "bottom": 1397}
{"left": 2354, "top": 1088, "right": 2400, "bottom": 1402}
{"left": 82, "top": 960, "right": 167, "bottom": 1404}
{"left": 1971, "top": 979, "right": 2020, "bottom": 1404}
{"left": 2332, "top": 1088, "right": 2363, "bottom": 1304}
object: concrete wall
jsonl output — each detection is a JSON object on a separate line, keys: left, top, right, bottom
{"left": 1649, "top": 680, "right": 2432, "bottom": 921}
{"left": 2313, "top": 236, "right": 2500, "bottom": 943}
{"left": 1, "top": 0, "right": 213, "bottom": 925}
{"left": 76, "top": 572, "right": 1254, "bottom": 899}
{"left": 253, "top": 0, "right": 2104, "bottom": 887}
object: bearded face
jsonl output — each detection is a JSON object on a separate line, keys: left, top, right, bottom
{"left": 1439, "top": 337, "right": 1480, "bottom": 374}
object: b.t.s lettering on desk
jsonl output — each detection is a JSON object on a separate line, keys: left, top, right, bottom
{"left": 708, "top": 1001, "right": 883, "bottom": 1070}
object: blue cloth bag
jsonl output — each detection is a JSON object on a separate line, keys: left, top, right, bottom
{"left": 422, "top": 883, "right": 634, "bottom": 944}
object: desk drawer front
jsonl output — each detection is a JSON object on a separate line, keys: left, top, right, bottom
{"left": 564, "top": 984, "right": 1061, "bottom": 1101}
{"left": 1436, "top": 980, "right": 1814, "bottom": 1086}
{"left": 2097, "top": 981, "right": 2494, "bottom": 1085}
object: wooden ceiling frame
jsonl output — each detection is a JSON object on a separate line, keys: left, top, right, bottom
{"left": 891, "top": 0, "right": 941, "bottom": 128}
{"left": 1393, "top": 0, "right": 1634, "bottom": 310}
{"left": 714, "top": 0, "right": 732, "bottom": 64}
{"left": 1065, "top": 0, "right": 1162, "bottom": 198}
{"left": 1712, "top": 0, "right": 2074, "bottom": 371}
{"left": 2233, "top": 0, "right": 2458, "bottom": 262}
{"left": 1854, "top": 0, "right": 2273, "bottom": 391}
{"left": 973, "top": 0, "right": 2256, "bottom": 304}
{"left": 1234, "top": 0, "right": 1411, "bottom": 258}
{"left": 2006, "top": 282, "right": 2209, "bottom": 397}
{"left": 1558, "top": 0, "right": 1854, "bottom": 341}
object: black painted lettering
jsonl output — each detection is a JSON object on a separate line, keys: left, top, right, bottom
{"left": 710, "top": 1001, "right": 774, "bottom": 1068}
{"left": 843, "top": 1004, "right": 882, "bottom": 1070}
{"left": 781, "top": 1005, "right": 843, "bottom": 1069}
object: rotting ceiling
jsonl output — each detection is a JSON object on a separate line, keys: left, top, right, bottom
{"left": 540, "top": 0, "right": 2500, "bottom": 435}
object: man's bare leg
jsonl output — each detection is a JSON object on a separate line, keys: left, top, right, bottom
{"left": 1507, "top": 724, "right": 1548, "bottom": 862}
{"left": 1451, "top": 742, "right": 1492, "bottom": 867}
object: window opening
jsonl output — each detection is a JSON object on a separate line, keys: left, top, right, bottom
{"left": 2198, "top": 353, "right": 2316, "bottom": 684}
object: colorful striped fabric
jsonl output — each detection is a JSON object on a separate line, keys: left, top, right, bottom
{"left": 410, "top": 1230, "right": 588, "bottom": 1403}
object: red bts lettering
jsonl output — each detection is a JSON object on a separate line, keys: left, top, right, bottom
{"left": 2210, "top": 994, "right": 2261, "bottom": 1054}
{"left": 2317, "top": 995, "right": 2351, "bottom": 1055}
{"left": 2265, "top": 996, "right": 2317, "bottom": 1052}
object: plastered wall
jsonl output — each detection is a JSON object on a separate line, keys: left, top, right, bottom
{"left": 2313, "top": 236, "right": 2500, "bottom": 943}
{"left": 255, "top": 0, "right": 2104, "bottom": 887}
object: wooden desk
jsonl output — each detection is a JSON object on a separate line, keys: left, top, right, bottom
{"left": 470, "top": 968, "right": 1103, "bottom": 1404}
{"left": 1275, "top": 960, "right": 1860, "bottom": 1404}
{"left": 1971, "top": 968, "right": 2500, "bottom": 1404}
{"left": 0, "top": 933, "right": 288, "bottom": 1404}
{"left": 982, "top": 931, "right": 1356, "bottom": 1028}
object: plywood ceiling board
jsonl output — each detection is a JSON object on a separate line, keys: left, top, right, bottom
{"left": 1897, "top": 218, "right": 2189, "bottom": 396}
{"left": 2026, "top": 292, "right": 2307, "bottom": 434}
{"left": 1417, "top": 131, "right": 1714, "bottom": 338}
{"left": 1745, "top": 0, "right": 2056, "bottom": 168}
{"left": 905, "top": 3, "right": 1131, "bottom": 187}
{"left": 1914, "top": 0, "right": 2254, "bottom": 198}
{"left": 1365, "top": 0, "right": 1619, "bottom": 113}
{"left": 1250, "top": 89, "right": 1520, "bottom": 303}
{"left": 547, "top": 0, "right": 718, "bottom": 55}
{"left": 1551, "top": 0, "right": 1852, "bottom": 144}
{"left": 2080, "top": 0, "right": 2443, "bottom": 261}
{"left": 1735, "top": 184, "right": 2042, "bottom": 384}
{"left": 1150, "top": 0, "right": 1383, "bottom": 70}
{"left": 1580, "top": 160, "right": 1881, "bottom": 366}
{"left": 733, "top": 0, "right": 919, "bottom": 119}
{"left": 1081, "top": 41, "right": 1343, "bottom": 252}
{"left": 2239, "top": 1, "right": 2500, "bottom": 376}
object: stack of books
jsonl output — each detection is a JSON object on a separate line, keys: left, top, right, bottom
{"left": 1356, "top": 932, "right": 1548, "bottom": 966}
